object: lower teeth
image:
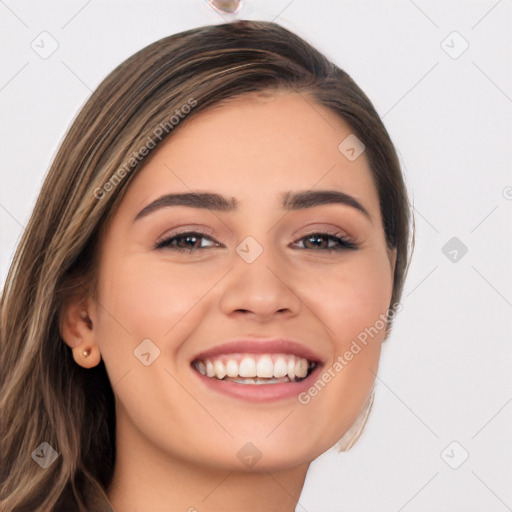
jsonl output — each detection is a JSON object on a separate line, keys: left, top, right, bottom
{"left": 225, "top": 375, "right": 310, "bottom": 385}
{"left": 231, "top": 376, "right": 290, "bottom": 385}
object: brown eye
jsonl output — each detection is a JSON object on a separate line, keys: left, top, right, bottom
{"left": 295, "top": 232, "right": 357, "bottom": 252}
{"left": 156, "top": 231, "right": 220, "bottom": 252}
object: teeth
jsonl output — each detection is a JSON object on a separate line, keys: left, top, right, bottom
{"left": 256, "top": 355, "right": 274, "bottom": 378}
{"left": 287, "top": 356, "right": 296, "bottom": 380}
{"left": 239, "top": 357, "right": 257, "bottom": 378}
{"left": 273, "top": 357, "right": 288, "bottom": 378}
{"left": 296, "top": 358, "right": 308, "bottom": 378}
{"left": 225, "top": 360, "right": 238, "bottom": 377}
{"left": 196, "top": 360, "right": 206, "bottom": 375}
{"left": 233, "top": 377, "right": 289, "bottom": 385}
{"left": 213, "top": 360, "right": 226, "bottom": 379}
{"left": 237, "top": 378, "right": 255, "bottom": 384}
{"left": 206, "top": 360, "right": 215, "bottom": 377}
{"left": 194, "top": 353, "right": 316, "bottom": 383}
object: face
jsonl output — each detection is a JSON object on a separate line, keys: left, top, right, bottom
{"left": 91, "top": 91, "right": 396, "bottom": 472}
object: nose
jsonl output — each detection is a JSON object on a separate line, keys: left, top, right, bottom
{"left": 218, "top": 247, "right": 302, "bottom": 323}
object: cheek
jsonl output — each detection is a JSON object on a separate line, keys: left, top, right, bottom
{"left": 96, "top": 255, "right": 215, "bottom": 336}
{"left": 289, "top": 250, "right": 393, "bottom": 450}
{"left": 299, "top": 248, "right": 394, "bottom": 346}
{"left": 93, "top": 253, "right": 220, "bottom": 380}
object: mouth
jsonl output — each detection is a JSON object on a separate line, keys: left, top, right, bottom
{"left": 192, "top": 353, "right": 318, "bottom": 385}
{"left": 190, "top": 338, "right": 325, "bottom": 402}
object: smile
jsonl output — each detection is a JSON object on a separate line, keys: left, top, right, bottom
{"left": 190, "top": 338, "right": 325, "bottom": 401}
{"left": 192, "top": 353, "right": 318, "bottom": 384}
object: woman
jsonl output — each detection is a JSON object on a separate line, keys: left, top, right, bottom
{"left": 0, "top": 20, "right": 413, "bottom": 511}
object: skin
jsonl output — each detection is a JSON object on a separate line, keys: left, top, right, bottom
{"left": 61, "top": 90, "right": 396, "bottom": 512}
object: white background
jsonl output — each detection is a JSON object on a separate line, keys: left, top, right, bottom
{"left": 1, "top": 1, "right": 511, "bottom": 511}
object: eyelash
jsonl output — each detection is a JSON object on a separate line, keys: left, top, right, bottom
{"left": 155, "top": 230, "right": 358, "bottom": 253}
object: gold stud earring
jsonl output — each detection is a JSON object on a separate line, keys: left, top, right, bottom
{"left": 82, "top": 348, "right": 91, "bottom": 358}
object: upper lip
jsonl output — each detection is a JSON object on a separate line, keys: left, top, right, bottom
{"left": 191, "top": 338, "right": 326, "bottom": 364}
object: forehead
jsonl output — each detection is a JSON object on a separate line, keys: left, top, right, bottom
{"left": 123, "top": 91, "right": 380, "bottom": 217}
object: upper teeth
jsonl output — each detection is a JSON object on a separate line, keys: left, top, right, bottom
{"left": 193, "top": 353, "right": 312, "bottom": 381}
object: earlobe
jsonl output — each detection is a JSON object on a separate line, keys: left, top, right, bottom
{"left": 71, "top": 343, "right": 102, "bottom": 369}
{"left": 59, "top": 298, "right": 101, "bottom": 369}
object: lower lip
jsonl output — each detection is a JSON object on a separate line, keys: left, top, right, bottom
{"left": 191, "top": 364, "right": 323, "bottom": 403}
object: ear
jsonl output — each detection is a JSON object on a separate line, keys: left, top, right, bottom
{"left": 59, "top": 296, "right": 101, "bottom": 369}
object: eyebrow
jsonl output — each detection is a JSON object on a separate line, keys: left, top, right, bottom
{"left": 133, "top": 189, "right": 372, "bottom": 222}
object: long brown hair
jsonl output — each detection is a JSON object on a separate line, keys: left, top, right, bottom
{"left": 0, "top": 20, "right": 414, "bottom": 511}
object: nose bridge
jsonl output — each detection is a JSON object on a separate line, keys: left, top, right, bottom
{"left": 218, "top": 232, "right": 301, "bottom": 320}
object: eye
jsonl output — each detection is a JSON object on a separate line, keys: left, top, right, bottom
{"left": 292, "top": 232, "right": 358, "bottom": 252}
{"left": 155, "top": 231, "right": 221, "bottom": 253}
{"left": 155, "top": 230, "right": 358, "bottom": 254}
